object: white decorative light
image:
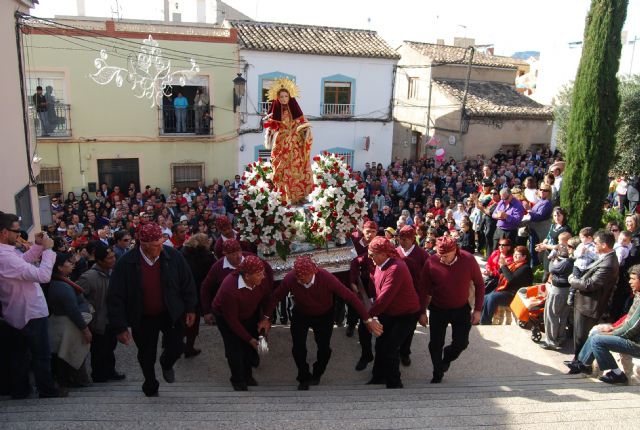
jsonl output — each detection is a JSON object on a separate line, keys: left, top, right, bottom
{"left": 89, "top": 35, "right": 200, "bottom": 108}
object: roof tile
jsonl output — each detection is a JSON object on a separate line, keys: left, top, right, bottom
{"left": 405, "top": 41, "right": 525, "bottom": 69}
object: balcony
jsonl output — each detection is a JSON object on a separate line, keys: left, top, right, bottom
{"left": 260, "top": 101, "right": 272, "bottom": 114}
{"left": 159, "top": 105, "right": 213, "bottom": 136}
{"left": 32, "top": 103, "right": 72, "bottom": 138}
{"left": 321, "top": 103, "right": 354, "bottom": 117}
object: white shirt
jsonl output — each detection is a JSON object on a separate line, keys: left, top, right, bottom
{"left": 301, "top": 274, "right": 316, "bottom": 289}
{"left": 238, "top": 275, "right": 252, "bottom": 290}
{"left": 223, "top": 255, "right": 244, "bottom": 269}
{"left": 379, "top": 258, "right": 391, "bottom": 269}
{"left": 401, "top": 245, "right": 415, "bottom": 257}
{"left": 140, "top": 248, "right": 160, "bottom": 266}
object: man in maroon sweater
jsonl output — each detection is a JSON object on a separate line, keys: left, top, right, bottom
{"left": 366, "top": 237, "right": 420, "bottom": 389}
{"left": 213, "top": 216, "right": 244, "bottom": 259}
{"left": 418, "top": 236, "right": 484, "bottom": 383}
{"left": 396, "top": 226, "right": 428, "bottom": 367}
{"left": 260, "top": 256, "right": 382, "bottom": 390}
{"left": 107, "top": 223, "right": 197, "bottom": 397}
{"left": 348, "top": 221, "right": 378, "bottom": 371}
{"left": 200, "top": 240, "right": 273, "bottom": 325}
{"left": 212, "top": 256, "right": 273, "bottom": 391}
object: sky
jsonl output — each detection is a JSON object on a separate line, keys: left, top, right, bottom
{"left": 32, "top": 0, "right": 640, "bottom": 56}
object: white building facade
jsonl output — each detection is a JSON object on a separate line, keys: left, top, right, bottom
{"left": 229, "top": 21, "right": 399, "bottom": 173}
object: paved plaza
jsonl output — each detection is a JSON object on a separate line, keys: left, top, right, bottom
{"left": 2, "top": 323, "right": 640, "bottom": 429}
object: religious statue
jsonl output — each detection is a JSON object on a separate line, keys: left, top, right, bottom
{"left": 263, "top": 78, "right": 313, "bottom": 204}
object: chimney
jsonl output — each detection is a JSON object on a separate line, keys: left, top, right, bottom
{"left": 76, "top": 0, "right": 85, "bottom": 16}
{"left": 487, "top": 47, "right": 494, "bottom": 55}
{"left": 164, "top": 0, "right": 170, "bottom": 22}
{"left": 437, "top": 38, "right": 445, "bottom": 45}
{"left": 453, "top": 37, "right": 476, "bottom": 47}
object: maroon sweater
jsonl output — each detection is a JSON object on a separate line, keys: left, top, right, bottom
{"left": 368, "top": 258, "right": 419, "bottom": 317}
{"left": 212, "top": 273, "right": 272, "bottom": 343}
{"left": 397, "top": 245, "right": 428, "bottom": 290}
{"left": 349, "top": 254, "right": 376, "bottom": 297}
{"left": 419, "top": 249, "right": 485, "bottom": 312}
{"left": 140, "top": 257, "right": 166, "bottom": 316}
{"left": 265, "top": 268, "right": 369, "bottom": 319}
{"left": 213, "top": 232, "right": 252, "bottom": 259}
{"left": 200, "top": 251, "right": 261, "bottom": 314}
{"left": 351, "top": 231, "right": 368, "bottom": 256}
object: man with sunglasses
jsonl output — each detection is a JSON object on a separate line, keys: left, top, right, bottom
{"left": 0, "top": 212, "right": 63, "bottom": 398}
{"left": 521, "top": 183, "right": 553, "bottom": 266}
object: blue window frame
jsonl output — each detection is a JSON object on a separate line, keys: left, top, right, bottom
{"left": 320, "top": 74, "right": 356, "bottom": 117}
{"left": 323, "top": 147, "right": 355, "bottom": 168}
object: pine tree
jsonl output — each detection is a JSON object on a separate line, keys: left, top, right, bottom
{"left": 561, "top": 0, "right": 628, "bottom": 232}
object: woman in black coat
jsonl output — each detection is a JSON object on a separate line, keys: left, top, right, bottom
{"left": 181, "top": 233, "right": 216, "bottom": 357}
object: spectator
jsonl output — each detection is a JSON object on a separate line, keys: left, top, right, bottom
{"left": 540, "top": 244, "right": 574, "bottom": 350}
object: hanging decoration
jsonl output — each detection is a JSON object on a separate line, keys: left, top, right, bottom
{"left": 89, "top": 35, "right": 200, "bottom": 108}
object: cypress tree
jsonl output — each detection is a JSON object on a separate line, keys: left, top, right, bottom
{"left": 561, "top": 0, "right": 628, "bottom": 232}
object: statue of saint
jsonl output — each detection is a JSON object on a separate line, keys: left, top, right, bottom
{"left": 263, "top": 78, "right": 313, "bottom": 204}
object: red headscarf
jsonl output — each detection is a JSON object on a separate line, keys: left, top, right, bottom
{"left": 293, "top": 256, "right": 318, "bottom": 279}
{"left": 363, "top": 220, "right": 378, "bottom": 231}
{"left": 436, "top": 236, "right": 458, "bottom": 254}
{"left": 368, "top": 236, "right": 400, "bottom": 259}
{"left": 215, "top": 215, "right": 231, "bottom": 231}
{"left": 222, "top": 239, "right": 242, "bottom": 255}
{"left": 237, "top": 255, "right": 264, "bottom": 275}
{"left": 139, "top": 222, "right": 163, "bottom": 243}
{"left": 398, "top": 225, "right": 416, "bottom": 240}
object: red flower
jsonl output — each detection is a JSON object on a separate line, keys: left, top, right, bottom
{"left": 321, "top": 183, "right": 327, "bottom": 189}
{"left": 331, "top": 211, "right": 338, "bottom": 218}
{"left": 244, "top": 195, "right": 251, "bottom": 201}
{"left": 358, "top": 183, "right": 365, "bottom": 189}
{"left": 348, "top": 192, "right": 355, "bottom": 199}
{"left": 249, "top": 179, "right": 257, "bottom": 186}
{"left": 313, "top": 156, "right": 321, "bottom": 162}
{"left": 326, "top": 234, "right": 333, "bottom": 241}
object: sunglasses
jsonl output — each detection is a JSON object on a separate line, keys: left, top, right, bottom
{"left": 610, "top": 229, "right": 620, "bottom": 232}
{"left": 498, "top": 244, "right": 511, "bottom": 247}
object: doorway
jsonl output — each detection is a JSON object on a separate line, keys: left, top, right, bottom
{"left": 97, "top": 158, "right": 140, "bottom": 192}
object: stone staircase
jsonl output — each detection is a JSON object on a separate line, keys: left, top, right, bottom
{"left": 2, "top": 325, "right": 640, "bottom": 429}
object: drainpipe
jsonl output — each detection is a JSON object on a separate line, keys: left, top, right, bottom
{"left": 459, "top": 46, "right": 474, "bottom": 134}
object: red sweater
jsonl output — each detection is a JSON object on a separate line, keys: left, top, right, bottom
{"left": 140, "top": 257, "right": 166, "bottom": 316}
{"left": 212, "top": 273, "right": 272, "bottom": 343}
{"left": 200, "top": 251, "right": 258, "bottom": 314}
{"left": 368, "top": 258, "right": 419, "bottom": 317}
{"left": 419, "top": 250, "right": 485, "bottom": 312}
{"left": 349, "top": 254, "right": 376, "bottom": 297}
{"left": 265, "top": 268, "right": 369, "bottom": 319}
{"left": 350, "top": 231, "right": 369, "bottom": 256}
{"left": 397, "top": 245, "right": 428, "bottom": 290}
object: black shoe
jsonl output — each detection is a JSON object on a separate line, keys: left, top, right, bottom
{"left": 184, "top": 348, "right": 202, "bottom": 358}
{"left": 246, "top": 376, "right": 258, "bottom": 387}
{"left": 309, "top": 375, "right": 321, "bottom": 386}
{"left": 142, "top": 380, "right": 159, "bottom": 397}
{"left": 297, "top": 381, "right": 310, "bottom": 390}
{"left": 441, "top": 360, "right": 451, "bottom": 373}
{"left": 366, "top": 377, "right": 385, "bottom": 385}
{"left": 162, "top": 367, "right": 175, "bottom": 383}
{"left": 430, "top": 372, "right": 444, "bottom": 384}
{"left": 108, "top": 372, "right": 126, "bottom": 381}
{"left": 232, "top": 382, "right": 248, "bottom": 391}
{"left": 386, "top": 381, "right": 404, "bottom": 389}
{"left": 346, "top": 326, "right": 355, "bottom": 337}
{"left": 355, "top": 355, "right": 373, "bottom": 371}
{"left": 251, "top": 354, "right": 260, "bottom": 368}
{"left": 39, "top": 387, "right": 68, "bottom": 398}
{"left": 565, "top": 361, "right": 592, "bottom": 375}
{"left": 599, "top": 371, "right": 629, "bottom": 385}
{"left": 400, "top": 355, "right": 411, "bottom": 367}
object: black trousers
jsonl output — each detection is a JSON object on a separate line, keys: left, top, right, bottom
{"left": 131, "top": 313, "right": 184, "bottom": 386}
{"left": 493, "top": 228, "right": 518, "bottom": 252}
{"left": 428, "top": 304, "right": 472, "bottom": 374}
{"left": 371, "top": 313, "right": 415, "bottom": 386}
{"left": 333, "top": 296, "right": 346, "bottom": 325}
{"left": 573, "top": 309, "right": 599, "bottom": 360}
{"left": 90, "top": 327, "right": 118, "bottom": 380}
{"left": 290, "top": 309, "right": 334, "bottom": 382}
{"left": 399, "top": 313, "right": 419, "bottom": 358}
{"left": 216, "top": 312, "right": 258, "bottom": 384}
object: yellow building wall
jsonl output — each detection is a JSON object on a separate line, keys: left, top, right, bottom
{"left": 27, "top": 32, "right": 240, "bottom": 193}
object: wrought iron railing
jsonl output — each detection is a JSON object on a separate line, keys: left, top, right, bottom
{"left": 159, "top": 105, "right": 213, "bottom": 135}
{"left": 31, "top": 103, "right": 71, "bottom": 138}
{"left": 259, "top": 101, "right": 271, "bottom": 114}
{"left": 321, "top": 103, "right": 354, "bottom": 117}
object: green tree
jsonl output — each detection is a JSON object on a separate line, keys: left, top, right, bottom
{"left": 561, "top": 0, "right": 628, "bottom": 232}
{"left": 551, "top": 82, "right": 574, "bottom": 154}
{"left": 615, "top": 75, "right": 640, "bottom": 174}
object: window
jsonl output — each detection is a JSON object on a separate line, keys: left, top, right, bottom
{"left": 321, "top": 74, "right": 355, "bottom": 117}
{"left": 160, "top": 76, "right": 210, "bottom": 135}
{"left": 37, "top": 167, "right": 63, "bottom": 196}
{"left": 171, "top": 163, "right": 205, "bottom": 189}
{"left": 254, "top": 146, "right": 272, "bottom": 162}
{"left": 258, "top": 72, "right": 296, "bottom": 114}
{"left": 15, "top": 186, "right": 34, "bottom": 232}
{"left": 324, "top": 147, "right": 355, "bottom": 169}
{"left": 407, "top": 77, "right": 420, "bottom": 99}
{"left": 27, "top": 72, "right": 71, "bottom": 138}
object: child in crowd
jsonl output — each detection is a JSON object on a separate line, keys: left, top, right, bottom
{"left": 614, "top": 230, "right": 633, "bottom": 266}
{"left": 567, "top": 227, "right": 598, "bottom": 306}
{"left": 459, "top": 220, "right": 476, "bottom": 254}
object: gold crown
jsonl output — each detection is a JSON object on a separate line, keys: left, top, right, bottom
{"left": 267, "top": 77, "right": 300, "bottom": 102}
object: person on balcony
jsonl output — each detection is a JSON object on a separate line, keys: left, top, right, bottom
{"left": 45, "top": 86, "right": 58, "bottom": 135}
{"left": 194, "top": 88, "right": 209, "bottom": 134}
{"left": 33, "top": 86, "right": 49, "bottom": 137}
{"left": 173, "top": 92, "right": 188, "bottom": 133}
{"left": 263, "top": 78, "right": 313, "bottom": 204}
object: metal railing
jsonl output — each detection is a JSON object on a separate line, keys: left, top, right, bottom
{"left": 159, "top": 105, "right": 213, "bottom": 135}
{"left": 321, "top": 103, "right": 354, "bottom": 117}
{"left": 31, "top": 103, "right": 71, "bottom": 138}
{"left": 259, "top": 101, "right": 271, "bottom": 114}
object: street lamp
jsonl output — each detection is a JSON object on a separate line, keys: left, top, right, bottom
{"left": 233, "top": 73, "right": 246, "bottom": 113}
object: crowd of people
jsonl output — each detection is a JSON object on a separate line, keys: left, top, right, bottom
{"left": 2, "top": 145, "right": 640, "bottom": 399}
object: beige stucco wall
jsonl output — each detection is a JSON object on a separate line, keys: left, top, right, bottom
{"left": 1, "top": 0, "right": 41, "bottom": 234}
{"left": 27, "top": 30, "right": 240, "bottom": 193}
{"left": 431, "top": 64, "right": 516, "bottom": 84}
